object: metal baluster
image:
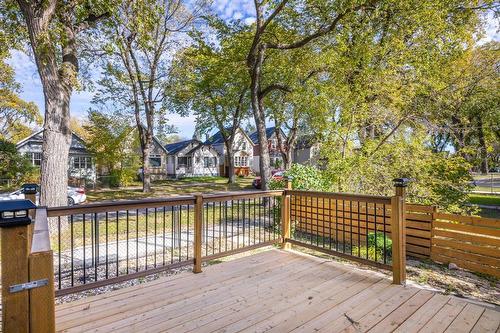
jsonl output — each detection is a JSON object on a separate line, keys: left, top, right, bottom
{"left": 374, "top": 203, "right": 378, "bottom": 262}
{"left": 58, "top": 216, "right": 61, "bottom": 289}
{"left": 212, "top": 201, "right": 215, "bottom": 254}
{"left": 126, "top": 210, "right": 129, "bottom": 274}
{"left": 105, "top": 211, "right": 108, "bottom": 280}
{"left": 136, "top": 209, "right": 139, "bottom": 272}
{"left": 145, "top": 208, "right": 148, "bottom": 269}
{"left": 116, "top": 211, "right": 119, "bottom": 277}
{"left": 178, "top": 205, "right": 182, "bottom": 263}
{"left": 95, "top": 212, "right": 99, "bottom": 281}
{"left": 83, "top": 213, "right": 86, "bottom": 284}
{"left": 187, "top": 205, "right": 190, "bottom": 261}
{"left": 171, "top": 206, "right": 174, "bottom": 264}
{"left": 70, "top": 214, "right": 74, "bottom": 286}
{"left": 383, "top": 203, "right": 387, "bottom": 265}
{"left": 366, "top": 202, "right": 369, "bottom": 260}
{"left": 154, "top": 207, "right": 157, "bottom": 268}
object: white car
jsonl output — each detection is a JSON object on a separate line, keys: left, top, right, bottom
{"left": 0, "top": 186, "right": 86, "bottom": 206}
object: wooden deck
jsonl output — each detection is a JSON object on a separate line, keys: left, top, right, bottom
{"left": 55, "top": 249, "right": 500, "bottom": 333}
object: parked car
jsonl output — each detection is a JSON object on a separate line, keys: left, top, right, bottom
{"left": 0, "top": 186, "right": 86, "bottom": 206}
{"left": 252, "top": 170, "right": 285, "bottom": 189}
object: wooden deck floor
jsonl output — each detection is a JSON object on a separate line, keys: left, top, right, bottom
{"left": 56, "top": 249, "right": 500, "bottom": 333}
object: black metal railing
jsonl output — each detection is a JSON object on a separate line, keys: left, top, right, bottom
{"left": 201, "top": 192, "right": 282, "bottom": 260}
{"left": 47, "top": 191, "right": 283, "bottom": 295}
{"left": 47, "top": 197, "right": 196, "bottom": 296}
{"left": 287, "top": 190, "right": 393, "bottom": 269}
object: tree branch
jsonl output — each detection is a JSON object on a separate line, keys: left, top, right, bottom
{"left": 266, "top": 2, "right": 371, "bottom": 50}
{"left": 259, "top": 83, "right": 291, "bottom": 99}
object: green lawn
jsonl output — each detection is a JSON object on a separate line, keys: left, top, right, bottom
{"left": 468, "top": 194, "right": 500, "bottom": 219}
{"left": 86, "top": 177, "right": 254, "bottom": 202}
{"left": 469, "top": 194, "right": 500, "bottom": 206}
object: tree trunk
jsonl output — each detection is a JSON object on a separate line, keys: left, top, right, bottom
{"left": 284, "top": 148, "right": 293, "bottom": 170}
{"left": 40, "top": 101, "right": 71, "bottom": 207}
{"left": 142, "top": 139, "right": 152, "bottom": 192}
{"left": 248, "top": 43, "right": 272, "bottom": 191}
{"left": 227, "top": 151, "right": 235, "bottom": 183}
{"left": 254, "top": 98, "right": 272, "bottom": 190}
{"left": 225, "top": 141, "right": 236, "bottom": 183}
{"left": 17, "top": 1, "right": 72, "bottom": 208}
{"left": 477, "top": 117, "right": 489, "bottom": 174}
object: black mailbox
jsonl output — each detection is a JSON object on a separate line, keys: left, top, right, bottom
{"left": 0, "top": 200, "right": 36, "bottom": 227}
{"left": 22, "top": 183, "right": 39, "bottom": 195}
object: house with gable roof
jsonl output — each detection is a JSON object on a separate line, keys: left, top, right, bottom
{"left": 205, "top": 127, "right": 254, "bottom": 177}
{"left": 164, "top": 139, "right": 219, "bottom": 178}
{"left": 16, "top": 129, "right": 97, "bottom": 183}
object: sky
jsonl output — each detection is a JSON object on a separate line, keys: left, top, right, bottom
{"left": 7, "top": 3, "right": 499, "bottom": 139}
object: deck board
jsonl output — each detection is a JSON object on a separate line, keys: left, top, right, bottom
{"left": 55, "top": 249, "right": 500, "bottom": 333}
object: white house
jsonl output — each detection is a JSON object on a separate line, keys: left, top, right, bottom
{"left": 164, "top": 139, "right": 219, "bottom": 178}
{"left": 16, "top": 130, "right": 97, "bottom": 183}
{"left": 205, "top": 127, "right": 254, "bottom": 177}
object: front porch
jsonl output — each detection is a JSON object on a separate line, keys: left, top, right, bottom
{"left": 56, "top": 249, "right": 499, "bottom": 333}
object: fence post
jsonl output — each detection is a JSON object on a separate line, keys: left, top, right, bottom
{"left": 29, "top": 207, "right": 56, "bottom": 333}
{"left": 193, "top": 194, "right": 203, "bottom": 273}
{"left": 0, "top": 200, "right": 37, "bottom": 333}
{"left": 281, "top": 176, "right": 292, "bottom": 250}
{"left": 430, "top": 205, "right": 437, "bottom": 261}
{"left": 391, "top": 178, "right": 408, "bottom": 285}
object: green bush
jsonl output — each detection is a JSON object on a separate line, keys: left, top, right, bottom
{"left": 353, "top": 232, "right": 392, "bottom": 262}
{"left": 269, "top": 164, "right": 331, "bottom": 191}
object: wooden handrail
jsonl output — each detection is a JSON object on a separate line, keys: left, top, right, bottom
{"left": 286, "top": 190, "right": 392, "bottom": 204}
{"left": 203, "top": 190, "right": 283, "bottom": 202}
{"left": 46, "top": 196, "right": 196, "bottom": 216}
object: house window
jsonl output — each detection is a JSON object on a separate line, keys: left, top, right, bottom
{"left": 178, "top": 156, "right": 192, "bottom": 167}
{"left": 149, "top": 154, "right": 162, "bottom": 167}
{"left": 204, "top": 157, "right": 217, "bottom": 168}
{"left": 270, "top": 140, "right": 277, "bottom": 150}
{"left": 242, "top": 142, "right": 247, "bottom": 150}
{"left": 25, "top": 152, "right": 42, "bottom": 166}
{"left": 72, "top": 156, "right": 92, "bottom": 169}
{"left": 235, "top": 156, "right": 247, "bottom": 167}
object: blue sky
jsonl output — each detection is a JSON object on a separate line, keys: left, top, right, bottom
{"left": 7, "top": 3, "right": 499, "bottom": 139}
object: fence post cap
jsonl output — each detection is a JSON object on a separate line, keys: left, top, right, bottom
{"left": 284, "top": 175, "right": 293, "bottom": 181}
{"left": 393, "top": 178, "right": 410, "bottom": 187}
{"left": 0, "top": 199, "right": 36, "bottom": 228}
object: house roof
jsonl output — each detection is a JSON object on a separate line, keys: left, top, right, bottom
{"left": 205, "top": 127, "right": 255, "bottom": 146}
{"left": 16, "top": 129, "right": 88, "bottom": 151}
{"left": 185, "top": 143, "right": 219, "bottom": 156}
{"left": 164, "top": 139, "right": 197, "bottom": 155}
{"left": 204, "top": 127, "right": 232, "bottom": 145}
{"left": 248, "top": 127, "right": 278, "bottom": 144}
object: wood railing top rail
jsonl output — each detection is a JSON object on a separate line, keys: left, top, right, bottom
{"left": 47, "top": 196, "right": 196, "bottom": 217}
{"left": 46, "top": 191, "right": 286, "bottom": 217}
{"left": 286, "top": 189, "right": 392, "bottom": 204}
{"left": 202, "top": 190, "right": 283, "bottom": 202}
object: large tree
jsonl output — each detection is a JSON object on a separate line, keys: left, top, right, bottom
{"left": 1, "top": 0, "right": 110, "bottom": 206}
{"left": 246, "top": 0, "right": 381, "bottom": 190}
{"left": 94, "top": 0, "right": 208, "bottom": 192}
{"left": 168, "top": 21, "right": 250, "bottom": 183}
{"left": 426, "top": 42, "right": 500, "bottom": 173}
